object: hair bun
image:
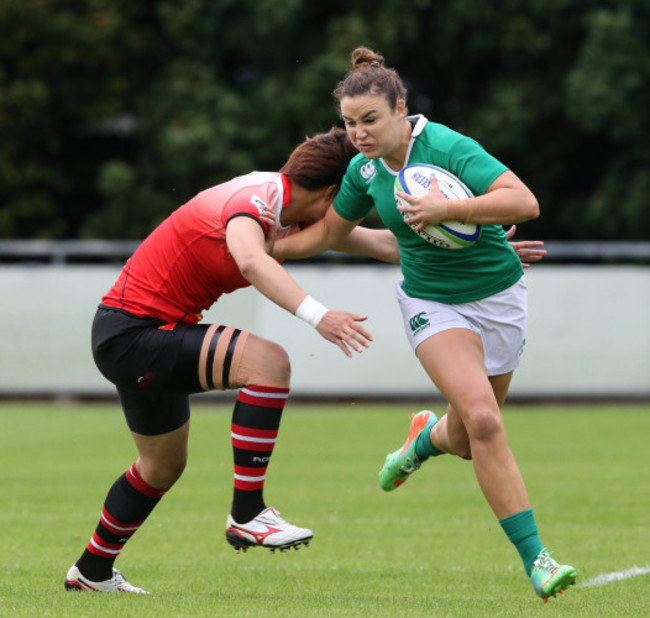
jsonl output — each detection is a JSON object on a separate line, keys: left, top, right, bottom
{"left": 351, "top": 47, "right": 385, "bottom": 70}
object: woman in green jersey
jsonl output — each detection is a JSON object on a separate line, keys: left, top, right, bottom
{"left": 273, "top": 47, "right": 576, "bottom": 601}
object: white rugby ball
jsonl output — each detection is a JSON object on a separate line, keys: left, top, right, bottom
{"left": 394, "top": 164, "right": 481, "bottom": 249}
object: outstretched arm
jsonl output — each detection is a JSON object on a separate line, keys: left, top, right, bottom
{"left": 273, "top": 207, "right": 362, "bottom": 259}
{"left": 227, "top": 216, "right": 373, "bottom": 357}
{"left": 332, "top": 227, "right": 400, "bottom": 263}
{"left": 337, "top": 225, "right": 541, "bottom": 267}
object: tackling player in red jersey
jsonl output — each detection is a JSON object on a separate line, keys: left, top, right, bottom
{"left": 65, "top": 128, "right": 400, "bottom": 594}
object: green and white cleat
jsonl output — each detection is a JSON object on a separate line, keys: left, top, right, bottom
{"left": 530, "top": 548, "right": 577, "bottom": 602}
{"left": 379, "top": 410, "right": 437, "bottom": 492}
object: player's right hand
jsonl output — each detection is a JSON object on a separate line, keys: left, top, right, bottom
{"left": 316, "top": 311, "right": 373, "bottom": 357}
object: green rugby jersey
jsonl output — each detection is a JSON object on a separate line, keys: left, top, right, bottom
{"left": 333, "top": 115, "right": 524, "bottom": 304}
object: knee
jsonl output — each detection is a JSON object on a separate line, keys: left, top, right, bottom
{"left": 466, "top": 409, "right": 504, "bottom": 443}
{"left": 140, "top": 454, "right": 187, "bottom": 489}
{"left": 261, "top": 341, "right": 292, "bottom": 387}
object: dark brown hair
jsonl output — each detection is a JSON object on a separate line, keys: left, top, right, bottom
{"left": 333, "top": 47, "right": 408, "bottom": 111}
{"left": 280, "top": 127, "right": 357, "bottom": 192}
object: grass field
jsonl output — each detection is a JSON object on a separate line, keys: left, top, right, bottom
{"left": 0, "top": 401, "right": 649, "bottom": 617}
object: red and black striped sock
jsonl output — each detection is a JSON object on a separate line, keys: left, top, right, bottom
{"left": 230, "top": 385, "right": 289, "bottom": 523}
{"left": 75, "top": 462, "right": 168, "bottom": 582}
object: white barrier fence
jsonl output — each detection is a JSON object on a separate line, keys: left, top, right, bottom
{"left": 1, "top": 263, "right": 649, "bottom": 400}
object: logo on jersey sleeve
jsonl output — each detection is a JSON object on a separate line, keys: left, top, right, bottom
{"left": 250, "top": 194, "right": 269, "bottom": 215}
{"left": 360, "top": 161, "right": 377, "bottom": 183}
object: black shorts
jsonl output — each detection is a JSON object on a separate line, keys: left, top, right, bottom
{"left": 91, "top": 306, "right": 210, "bottom": 435}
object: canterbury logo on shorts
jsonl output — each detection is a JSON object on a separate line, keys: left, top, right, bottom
{"left": 409, "top": 312, "right": 430, "bottom": 333}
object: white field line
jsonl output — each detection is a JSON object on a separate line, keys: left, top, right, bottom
{"left": 576, "top": 565, "right": 650, "bottom": 588}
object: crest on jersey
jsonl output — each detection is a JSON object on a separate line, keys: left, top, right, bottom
{"left": 250, "top": 194, "right": 269, "bottom": 215}
{"left": 360, "top": 161, "right": 377, "bottom": 183}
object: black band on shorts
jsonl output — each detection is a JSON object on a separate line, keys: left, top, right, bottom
{"left": 205, "top": 325, "right": 226, "bottom": 390}
{"left": 222, "top": 328, "right": 242, "bottom": 390}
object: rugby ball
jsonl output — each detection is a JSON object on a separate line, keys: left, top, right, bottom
{"left": 395, "top": 164, "right": 481, "bottom": 249}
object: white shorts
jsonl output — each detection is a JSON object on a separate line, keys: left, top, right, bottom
{"left": 396, "top": 277, "right": 527, "bottom": 376}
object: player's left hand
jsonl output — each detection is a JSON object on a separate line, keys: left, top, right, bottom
{"left": 262, "top": 208, "right": 277, "bottom": 255}
{"left": 396, "top": 174, "right": 449, "bottom": 229}
{"left": 506, "top": 225, "right": 547, "bottom": 268}
{"left": 316, "top": 311, "right": 373, "bottom": 358}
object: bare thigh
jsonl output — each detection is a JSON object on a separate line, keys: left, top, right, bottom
{"left": 192, "top": 326, "right": 290, "bottom": 391}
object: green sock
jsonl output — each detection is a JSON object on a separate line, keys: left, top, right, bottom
{"left": 414, "top": 418, "right": 443, "bottom": 460}
{"left": 499, "top": 509, "right": 544, "bottom": 576}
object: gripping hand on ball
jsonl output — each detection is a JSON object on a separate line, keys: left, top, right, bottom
{"left": 396, "top": 175, "right": 450, "bottom": 230}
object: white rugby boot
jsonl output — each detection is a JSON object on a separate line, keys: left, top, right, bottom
{"left": 225, "top": 506, "right": 313, "bottom": 553}
{"left": 64, "top": 565, "right": 150, "bottom": 594}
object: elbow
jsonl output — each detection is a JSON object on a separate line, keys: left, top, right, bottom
{"left": 526, "top": 195, "right": 540, "bottom": 221}
{"left": 237, "top": 257, "right": 263, "bottom": 284}
{"left": 387, "top": 246, "right": 401, "bottom": 264}
{"left": 516, "top": 190, "right": 539, "bottom": 222}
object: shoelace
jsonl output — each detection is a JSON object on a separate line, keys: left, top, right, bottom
{"left": 400, "top": 456, "right": 421, "bottom": 474}
{"left": 533, "top": 550, "right": 558, "bottom": 574}
{"left": 113, "top": 570, "right": 138, "bottom": 590}
{"left": 259, "top": 510, "right": 289, "bottom": 527}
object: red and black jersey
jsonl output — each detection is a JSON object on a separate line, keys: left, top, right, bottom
{"left": 102, "top": 172, "right": 299, "bottom": 324}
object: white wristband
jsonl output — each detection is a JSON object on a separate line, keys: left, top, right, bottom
{"left": 295, "top": 295, "right": 328, "bottom": 328}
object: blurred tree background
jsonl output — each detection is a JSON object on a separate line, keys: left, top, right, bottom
{"left": 1, "top": 0, "right": 648, "bottom": 240}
